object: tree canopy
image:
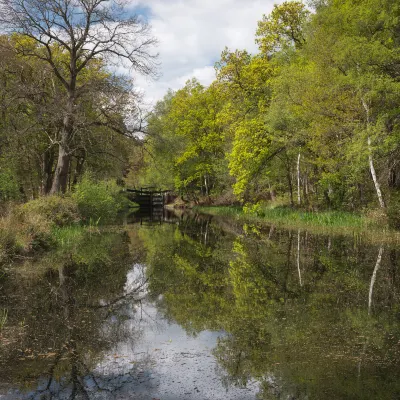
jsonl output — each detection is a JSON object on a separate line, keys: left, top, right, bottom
{"left": 138, "top": 0, "right": 400, "bottom": 216}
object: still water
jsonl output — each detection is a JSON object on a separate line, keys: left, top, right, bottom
{"left": 1, "top": 210, "right": 400, "bottom": 399}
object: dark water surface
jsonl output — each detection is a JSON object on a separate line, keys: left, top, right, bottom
{"left": 1, "top": 211, "right": 400, "bottom": 399}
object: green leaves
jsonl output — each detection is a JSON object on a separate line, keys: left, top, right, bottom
{"left": 141, "top": 0, "right": 400, "bottom": 211}
{"left": 256, "top": 1, "right": 309, "bottom": 54}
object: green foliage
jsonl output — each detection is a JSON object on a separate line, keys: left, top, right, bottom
{"left": 387, "top": 191, "right": 400, "bottom": 229}
{"left": 0, "top": 35, "right": 138, "bottom": 200}
{"left": 0, "top": 167, "right": 20, "bottom": 201}
{"left": 136, "top": 0, "right": 400, "bottom": 220}
{"left": 256, "top": 1, "right": 309, "bottom": 54}
{"left": 72, "top": 173, "right": 127, "bottom": 224}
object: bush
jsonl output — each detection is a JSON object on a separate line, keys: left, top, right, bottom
{"left": 243, "top": 202, "right": 266, "bottom": 217}
{"left": 0, "top": 208, "right": 54, "bottom": 258}
{"left": 387, "top": 191, "right": 400, "bottom": 230}
{"left": 72, "top": 174, "right": 128, "bottom": 224}
{"left": 0, "top": 168, "right": 21, "bottom": 202}
{"left": 18, "top": 196, "right": 80, "bottom": 227}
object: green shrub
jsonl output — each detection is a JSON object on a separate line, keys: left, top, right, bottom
{"left": 387, "top": 191, "right": 400, "bottom": 230}
{"left": 72, "top": 174, "right": 127, "bottom": 224}
{"left": 0, "top": 168, "right": 20, "bottom": 202}
{"left": 19, "top": 196, "right": 80, "bottom": 227}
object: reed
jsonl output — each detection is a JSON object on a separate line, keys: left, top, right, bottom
{"left": 196, "top": 206, "right": 386, "bottom": 232}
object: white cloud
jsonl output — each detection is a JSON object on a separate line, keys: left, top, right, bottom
{"left": 129, "top": 0, "right": 284, "bottom": 105}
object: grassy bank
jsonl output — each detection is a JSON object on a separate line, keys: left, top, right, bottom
{"left": 0, "top": 175, "right": 131, "bottom": 265}
{"left": 195, "top": 205, "right": 395, "bottom": 239}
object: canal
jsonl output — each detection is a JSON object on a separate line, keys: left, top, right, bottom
{"left": 1, "top": 210, "right": 399, "bottom": 399}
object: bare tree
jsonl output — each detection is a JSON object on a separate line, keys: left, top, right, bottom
{"left": 0, "top": 0, "right": 158, "bottom": 193}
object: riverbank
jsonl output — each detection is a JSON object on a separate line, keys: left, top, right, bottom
{"left": 195, "top": 206, "right": 398, "bottom": 242}
{"left": 0, "top": 176, "right": 132, "bottom": 266}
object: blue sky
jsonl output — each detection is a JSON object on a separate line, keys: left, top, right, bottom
{"left": 128, "top": 0, "right": 284, "bottom": 105}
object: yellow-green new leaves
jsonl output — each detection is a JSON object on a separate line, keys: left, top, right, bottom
{"left": 215, "top": 51, "right": 278, "bottom": 199}
{"left": 170, "top": 80, "right": 225, "bottom": 193}
{"left": 256, "top": 1, "right": 309, "bottom": 54}
{"left": 141, "top": 0, "right": 400, "bottom": 210}
{"left": 229, "top": 119, "right": 272, "bottom": 198}
{"left": 143, "top": 79, "right": 226, "bottom": 195}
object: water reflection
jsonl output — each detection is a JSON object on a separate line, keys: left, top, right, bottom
{"left": 0, "top": 231, "right": 145, "bottom": 399}
{"left": 139, "top": 215, "right": 400, "bottom": 399}
{"left": 1, "top": 211, "right": 400, "bottom": 399}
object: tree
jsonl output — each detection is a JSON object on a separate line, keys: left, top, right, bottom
{"left": 256, "top": 1, "right": 309, "bottom": 55}
{"left": 0, "top": 0, "right": 158, "bottom": 193}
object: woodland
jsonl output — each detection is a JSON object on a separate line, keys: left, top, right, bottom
{"left": 137, "top": 0, "right": 400, "bottom": 225}
{"left": 0, "top": 0, "right": 399, "bottom": 225}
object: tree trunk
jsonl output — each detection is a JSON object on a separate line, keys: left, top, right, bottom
{"left": 297, "top": 152, "right": 301, "bottom": 206}
{"left": 303, "top": 171, "right": 309, "bottom": 205}
{"left": 204, "top": 174, "right": 209, "bottom": 197}
{"left": 50, "top": 95, "right": 75, "bottom": 194}
{"left": 362, "top": 98, "right": 385, "bottom": 209}
{"left": 388, "top": 160, "right": 400, "bottom": 190}
{"left": 72, "top": 150, "right": 86, "bottom": 186}
{"left": 323, "top": 189, "right": 331, "bottom": 208}
{"left": 368, "top": 137, "right": 385, "bottom": 209}
{"left": 286, "top": 164, "right": 294, "bottom": 207}
{"left": 50, "top": 139, "right": 71, "bottom": 194}
{"left": 42, "top": 147, "right": 55, "bottom": 195}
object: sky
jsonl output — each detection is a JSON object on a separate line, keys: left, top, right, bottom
{"left": 128, "top": 0, "right": 284, "bottom": 106}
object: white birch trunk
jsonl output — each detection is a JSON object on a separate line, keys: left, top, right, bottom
{"left": 204, "top": 174, "right": 209, "bottom": 197}
{"left": 368, "top": 136, "right": 385, "bottom": 208}
{"left": 297, "top": 152, "right": 301, "bottom": 206}
{"left": 368, "top": 245, "right": 384, "bottom": 315}
{"left": 297, "top": 229, "right": 302, "bottom": 287}
{"left": 362, "top": 98, "right": 385, "bottom": 209}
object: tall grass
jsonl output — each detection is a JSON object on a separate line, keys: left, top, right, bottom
{"left": 52, "top": 225, "right": 86, "bottom": 247}
{"left": 196, "top": 205, "right": 383, "bottom": 231}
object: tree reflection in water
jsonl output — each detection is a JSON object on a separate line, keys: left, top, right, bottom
{"left": 2, "top": 214, "right": 400, "bottom": 399}
{"left": 0, "top": 230, "right": 150, "bottom": 399}
{"left": 139, "top": 216, "right": 400, "bottom": 400}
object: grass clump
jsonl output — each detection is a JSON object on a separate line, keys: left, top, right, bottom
{"left": 18, "top": 195, "right": 80, "bottom": 227}
{"left": 52, "top": 225, "right": 86, "bottom": 248}
{"left": 0, "top": 196, "right": 79, "bottom": 260}
{"left": 0, "top": 216, "right": 20, "bottom": 263}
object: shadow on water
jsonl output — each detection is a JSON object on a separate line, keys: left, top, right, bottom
{"left": 1, "top": 209, "right": 400, "bottom": 399}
